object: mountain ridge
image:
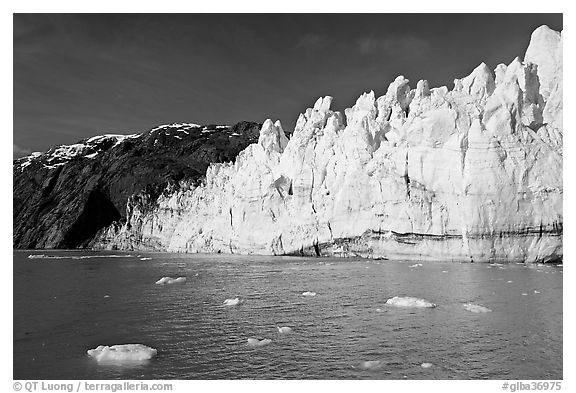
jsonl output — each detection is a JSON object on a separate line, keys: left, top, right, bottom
{"left": 13, "top": 121, "right": 262, "bottom": 248}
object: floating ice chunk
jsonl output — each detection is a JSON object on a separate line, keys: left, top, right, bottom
{"left": 277, "top": 326, "right": 293, "bottom": 334}
{"left": 421, "top": 362, "right": 433, "bottom": 368}
{"left": 155, "top": 277, "right": 186, "bottom": 285}
{"left": 385, "top": 296, "right": 436, "bottom": 308}
{"left": 302, "top": 291, "right": 316, "bottom": 297}
{"left": 79, "top": 255, "right": 134, "bottom": 259}
{"left": 463, "top": 303, "right": 492, "bottom": 313}
{"left": 247, "top": 338, "right": 271, "bottom": 347}
{"left": 87, "top": 344, "right": 157, "bottom": 362}
{"left": 358, "top": 360, "right": 383, "bottom": 370}
{"left": 409, "top": 263, "right": 423, "bottom": 268}
{"left": 223, "top": 298, "right": 242, "bottom": 306}
{"left": 29, "top": 254, "right": 134, "bottom": 260}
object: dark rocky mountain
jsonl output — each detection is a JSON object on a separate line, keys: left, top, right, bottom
{"left": 13, "top": 121, "right": 262, "bottom": 249}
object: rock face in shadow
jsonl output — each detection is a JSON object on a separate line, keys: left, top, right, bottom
{"left": 93, "top": 26, "right": 562, "bottom": 263}
{"left": 13, "top": 122, "right": 261, "bottom": 249}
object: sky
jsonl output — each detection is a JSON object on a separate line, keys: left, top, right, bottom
{"left": 13, "top": 13, "right": 563, "bottom": 157}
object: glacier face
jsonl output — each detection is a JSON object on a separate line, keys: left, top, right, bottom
{"left": 95, "top": 26, "right": 562, "bottom": 263}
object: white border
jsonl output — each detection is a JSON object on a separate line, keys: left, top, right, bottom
{"left": 3, "top": 2, "right": 571, "bottom": 393}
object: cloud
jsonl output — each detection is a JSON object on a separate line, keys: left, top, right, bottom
{"left": 296, "top": 33, "right": 329, "bottom": 50}
{"left": 357, "top": 35, "right": 429, "bottom": 57}
{"left": 13, "top": 144, "right": 31, "bottom": 159}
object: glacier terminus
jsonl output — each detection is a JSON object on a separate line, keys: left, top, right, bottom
{"left": 90, "top": 26, "right": 562, "bottom": 263}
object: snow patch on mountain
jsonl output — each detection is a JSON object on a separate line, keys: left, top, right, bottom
{"left": 149, "top": 123, "right": 201, "bottom": 132}
{"left": 14, "top": 134, "right": 140, "bottom": 172}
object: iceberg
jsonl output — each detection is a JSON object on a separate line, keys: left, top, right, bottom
{"left": 463, "top": 303, "right": 492, "bottom": 313}
{"left": 358, "top": 360, "right": 384, "bottom": 370}
{"left": 302, "top": 291, "right": 317, "bottom": 297}
{"left": 155, "top": 277, "right": 186, "bottom": 285}
{"left": 385, "top": 296, "right": 436, "bottom": 308}
{"left": 247, "top": 338, "right": 272, "bottom": 347}
{"left": 86, "top": 344, "right": 157, "bottom": 362}
{"left": 223, "top": 298, "right": 242, "bottom": 306}
{"left": 277, "top": 326, "right": 293, "bottom": 334}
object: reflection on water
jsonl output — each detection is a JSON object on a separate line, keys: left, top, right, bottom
{"left": 87, "top": 358, "right": 153, "bottom": 371}
{"left": 14, "top": 251, "right": 562, "bottom": 380}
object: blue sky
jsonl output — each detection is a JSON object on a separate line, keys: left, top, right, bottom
{"left": 13, "top": 13, "right": 562, "bottom": 157}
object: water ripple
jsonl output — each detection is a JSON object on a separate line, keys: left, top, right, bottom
{"left": 13, "top": 251, "right": 562, "bottom": 380}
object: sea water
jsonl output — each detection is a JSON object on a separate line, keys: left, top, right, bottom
{"left": 13, "top": 250, "right": 562, "bottom": 379}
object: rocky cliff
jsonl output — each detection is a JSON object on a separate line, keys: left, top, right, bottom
{"left": 93, "top": 26, "right": 562, "bottom": 263}
{"left": 13, "top": 122, "right": 261, "bottom": 248}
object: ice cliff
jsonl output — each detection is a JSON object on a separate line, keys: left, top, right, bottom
{"left": 94, "top": 26, "right": 562, "bottom": 263}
